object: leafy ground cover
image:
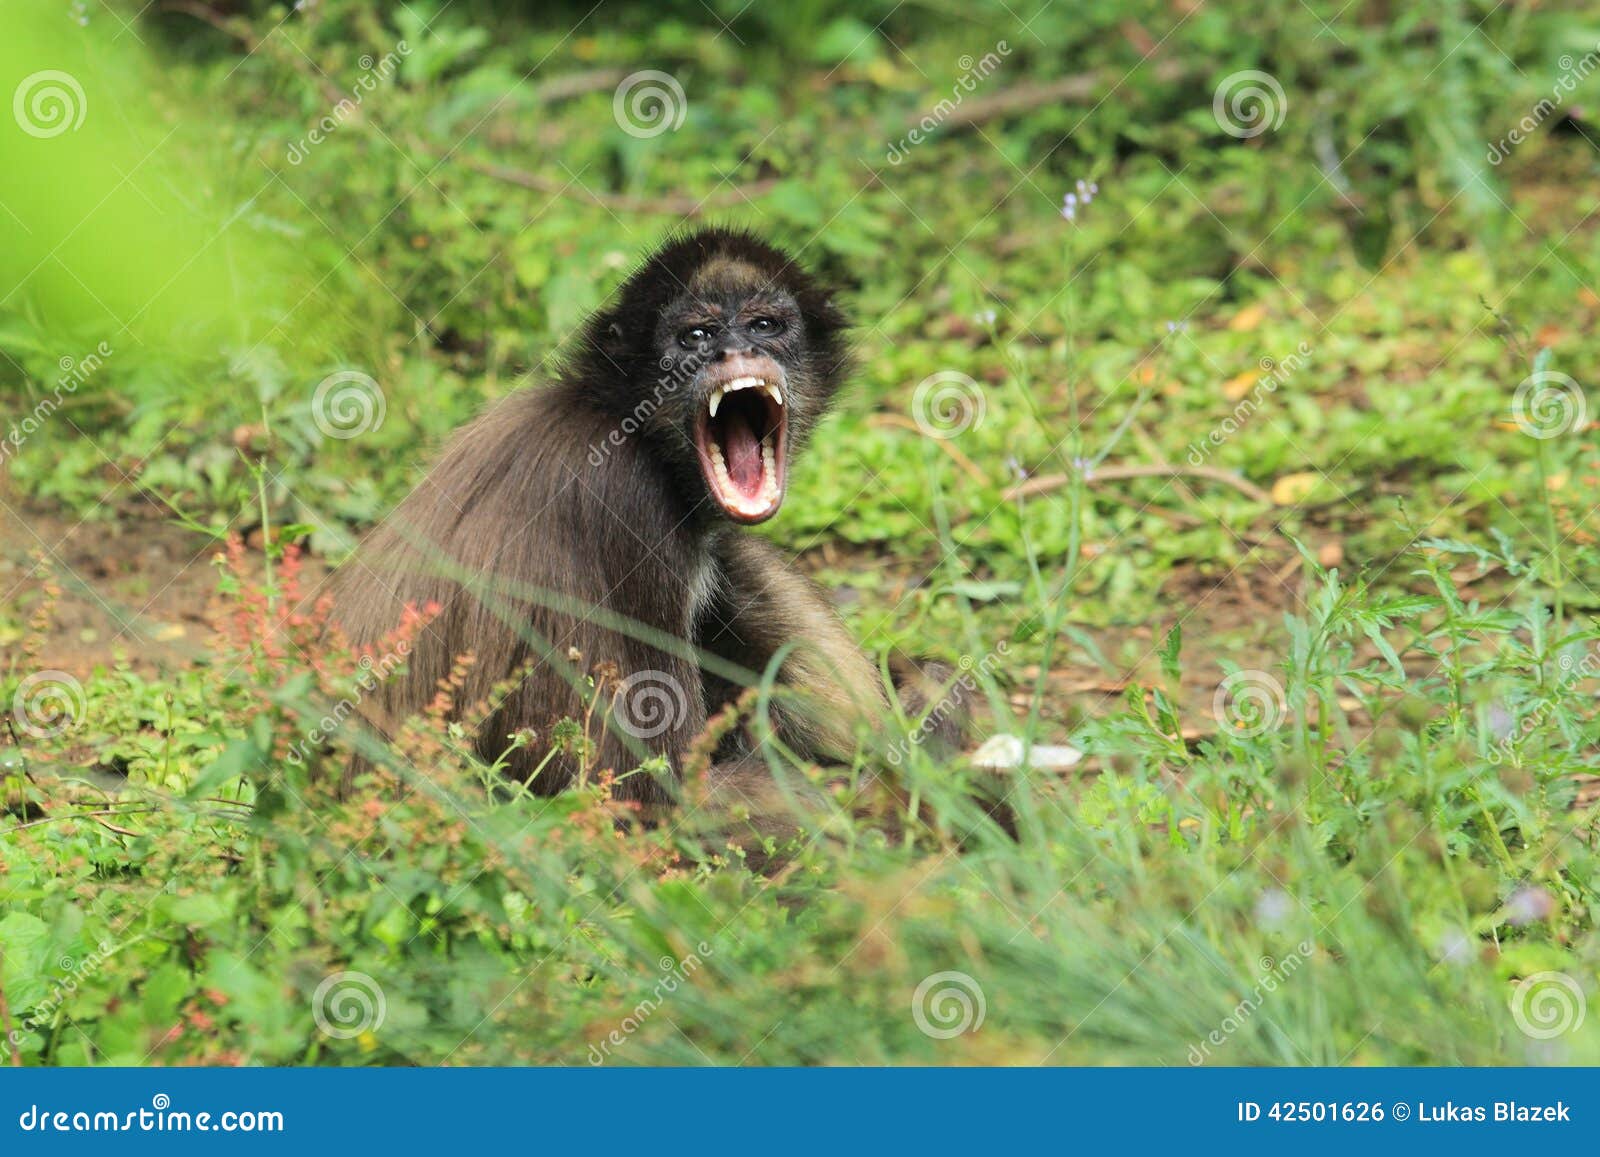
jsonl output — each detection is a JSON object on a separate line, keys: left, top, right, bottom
{"left": 3, "top": 0, "right": 1600, "bottom": 1064}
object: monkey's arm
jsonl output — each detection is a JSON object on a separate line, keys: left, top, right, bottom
{"left": 697, "top": 534, "right": 889, "bottom": 763}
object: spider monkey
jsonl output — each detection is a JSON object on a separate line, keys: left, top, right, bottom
{"left": 329, "top": 227, "right": 957, "bottom": 828}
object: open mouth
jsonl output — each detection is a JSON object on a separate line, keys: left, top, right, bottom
{"left": 694, "top": 373, "right": 787, "bottom": 522}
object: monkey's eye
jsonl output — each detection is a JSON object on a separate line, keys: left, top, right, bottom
{"left": 748, "top": 316, "right": 785, "bottom": 336}
{"left": 679, "top": 327, "right": 711, "bottom": 349}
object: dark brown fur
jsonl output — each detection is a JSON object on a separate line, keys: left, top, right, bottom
{"left": 328, "top": 229, "right": 910, "bottom": 815}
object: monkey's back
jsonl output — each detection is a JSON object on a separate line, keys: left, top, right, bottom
{"left": 327, "top": 384, "right": 708, "bottom": 796}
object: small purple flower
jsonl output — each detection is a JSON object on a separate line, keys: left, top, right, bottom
{"left": 1165, "top": 320, "right": 1188, "bottom": 334}
{"left": 975, "top": 308, "right": 997, "bottom": 326}
{"left": 1062, "top": 178, "right": 1100, "bottom": 224}
{"left": 1254, "top": 887, "right": 1292, "bottom": 927}
{"left": 1435, "top": 928, "right": 1472, "bottom": 966}
{"left": 1005, "top": 455, "right": 1027, "bottom": 481}
{"left": 1505, "top": 885, "right": 1556, "bottom": 926}
{"left": 1071, "top": 455, "right": 1095, "bottom": 481}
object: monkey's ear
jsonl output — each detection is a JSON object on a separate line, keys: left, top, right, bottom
{"left": 591, "top": 313, "right": 629, "bottom": 358}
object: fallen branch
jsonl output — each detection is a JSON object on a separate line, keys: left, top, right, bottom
{"left": 457, "top": 154, "right": 782, "bottom": 217}
{"left": 920, "top": 58, "right": 1188, "bottom": 133}
{"left": 1005, "top": 462, "right": 1275, "bottom": 507}
{"left": 867, "top": 413, "right": 989, "bottom": 485}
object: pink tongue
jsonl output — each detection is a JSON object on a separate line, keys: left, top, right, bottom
{"left": 722, "top": 414, "right": 763, "bottom": 495}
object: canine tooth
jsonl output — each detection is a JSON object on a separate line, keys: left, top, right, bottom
{"left": 708, "top": 386, "right": 723, "bottom": 417}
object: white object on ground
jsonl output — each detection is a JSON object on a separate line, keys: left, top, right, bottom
{"left": 970, "top": 733, "right": 1085, "bottom": 771}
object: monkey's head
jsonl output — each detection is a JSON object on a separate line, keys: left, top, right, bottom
{"left": 575, "top": 227, "right": 850, "bottom": 525}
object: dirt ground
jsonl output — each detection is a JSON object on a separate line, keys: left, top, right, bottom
{"left": 2, "top": 474, "right": 1296, "bottom": 736}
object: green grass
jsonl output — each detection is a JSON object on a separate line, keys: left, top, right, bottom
{"left": 3, "top": 0, "right": 1600, "bottom": 1065}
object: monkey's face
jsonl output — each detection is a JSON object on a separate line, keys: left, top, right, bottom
{"left": 580, "top": 230, "right": 850, "bottom": 526}
{"left": 658, "top": 281, "right": 809, "bottom": 525}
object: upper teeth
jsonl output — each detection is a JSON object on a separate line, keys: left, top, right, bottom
{"left": 708, "top": 376, "right": 783, "bottom": 417}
